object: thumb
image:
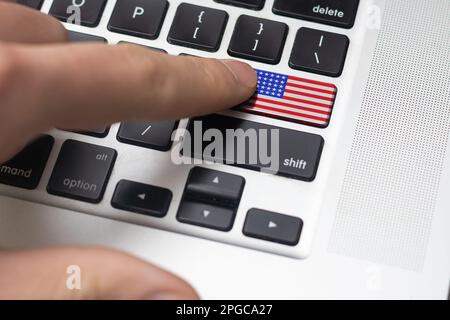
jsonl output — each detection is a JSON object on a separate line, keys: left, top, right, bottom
{"left": 0, "top": 246, "right": 198, "bottom": 300}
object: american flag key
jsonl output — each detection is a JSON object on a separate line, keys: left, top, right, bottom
{"left": 237, "top": 69, "right": 337, "bottom": 128}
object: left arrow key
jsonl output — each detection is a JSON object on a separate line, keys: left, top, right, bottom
{"left": 111, "top": 180, "right": 172, "bottom": 218}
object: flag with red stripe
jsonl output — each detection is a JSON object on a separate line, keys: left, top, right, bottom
{"left": 237, "top": 69, "right": 337, "bottom": 128}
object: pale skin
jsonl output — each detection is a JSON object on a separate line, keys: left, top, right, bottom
{"left": 0, "top": 0, "right": 257, "bottom": 299}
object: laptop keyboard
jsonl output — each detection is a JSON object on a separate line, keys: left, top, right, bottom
{"left": 1, "top": 0, "right": 361, "bottom": 258}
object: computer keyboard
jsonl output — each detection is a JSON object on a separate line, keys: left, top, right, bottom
{"left": 1, "top": 0, "right": 364, "bottom": 259}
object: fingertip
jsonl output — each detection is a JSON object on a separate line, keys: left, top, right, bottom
{"left": 220, "top": 59, "right": 257, "bottom": 90}
{"left": 85, "top": 247, "right": 200, "bottom": 300}
{"left": 139, "top": 263, "right": 201, "bottom": 300}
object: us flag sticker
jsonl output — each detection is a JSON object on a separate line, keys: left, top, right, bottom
{"left": 237, "top": 69, "right": 337, "bottom": 128}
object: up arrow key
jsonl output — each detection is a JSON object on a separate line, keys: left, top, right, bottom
{"left": 268, "top": 221, "right": 277, "bottom": 229}
{"left": 212, "top": 177, "right": 219, "bottom": 184}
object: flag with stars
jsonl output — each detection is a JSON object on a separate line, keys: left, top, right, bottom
{"left": 237, "top": 70, "right": 337, "bottom": 128}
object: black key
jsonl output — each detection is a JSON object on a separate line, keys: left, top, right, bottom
{"left": 289, "top": 28, "right": 349, "bottom": 77}
{"left": 66, "top": 126, "right": 109, "bottom": 138}
{"left": 243, "top": 208, "right": 303, "bottom": 246}
{"left": 118, "top": 41, "right": 167, "bottom": 53}
{"left": 17, "top": 0, "right": 43, "bottom": 10}
{"left": 185, "top": 114, "right": 324, "bottom": 181}
{"left": 68, "top": 30, "right": 107, "bottom": 42}
{"left": 47, "top": 140, "right": 117, "bottom": 203}
{"left": 49, "top": 0, "right": 107, "bottom": 27}
{"left": 0, "top": 135, "right": 54, "bottom": 190}
{"left": 168, "top": 3, "right": 228, "bottom": 52}
{"left": 184, "top": 167, "right": 245, "bottom": 207}
{"left": 76, "top": 127, "right": 110, "bottom": 138}
{"left": 117, "top": 121, "right": 178, "bottom": 152}
{"left": 177, "top": 201, "right": 236, "bottom": 231}
{"left": 111, "top": 180, "right": 172, "bottom": 218}
{"left": 214, "top": 0, "right": 265, "bottom": 10}
{"left": 108, "top": 0, "right": 168, "bottom": 40}
{"left": 228, "top": 15, "right": 288, "bottom": 65}
{"left": 273, "top": 0, "right": 359, "bottom": 29}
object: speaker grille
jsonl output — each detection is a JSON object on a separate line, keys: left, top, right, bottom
{"left": 329, "top": 0, "right": 450, "bottom": 271}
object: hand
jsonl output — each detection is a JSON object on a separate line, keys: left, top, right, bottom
{"left": 0, "top": 0, "right": 257, "bottom": 299}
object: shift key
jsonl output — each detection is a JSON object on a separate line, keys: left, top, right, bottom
{"left": 185, "top": 115, "right": 324, "bottom": 182}
{"left": 47, "top": 140, "right": 117, "bottom": 203}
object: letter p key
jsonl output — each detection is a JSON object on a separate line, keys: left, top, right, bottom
{"left": 133, "top": 6, "right": 145, "bottom": 19}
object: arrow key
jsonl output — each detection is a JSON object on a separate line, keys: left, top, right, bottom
{"left": 184, "top": 167, "right": 245, "bottom": 207}
{"left": 177, "top": 201, "right": 236, "bottom": 231}
{"left": 111, "top": 180, "right": 172, "bottom": 218}
{"left": 243, "top": 208, "right": 303, "bottom": 246}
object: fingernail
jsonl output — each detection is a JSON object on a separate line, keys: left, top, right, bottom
{"left": 221, "top": 59, "right": 257, "bottom": 88}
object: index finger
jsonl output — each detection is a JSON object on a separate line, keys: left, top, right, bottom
{"left": 0, "top": 43, "right": 257, "bottom": 160}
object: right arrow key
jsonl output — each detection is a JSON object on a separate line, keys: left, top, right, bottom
{"left": 243, "top": 208, "right": 303, "bottom": 246}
